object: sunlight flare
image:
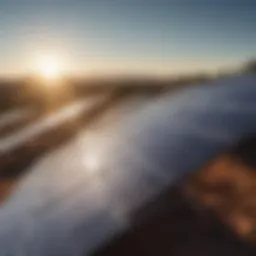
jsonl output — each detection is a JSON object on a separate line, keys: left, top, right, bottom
{"left": 35, "top": 55, "right": 64, "bottom": 80}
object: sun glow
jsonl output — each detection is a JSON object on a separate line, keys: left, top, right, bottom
{"left": 35, "top": 55, "right": 64, "bottom": 80}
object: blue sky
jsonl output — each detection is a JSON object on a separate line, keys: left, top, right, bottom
{"left": 0, "top": 0, "right": 255, "bottom": 76}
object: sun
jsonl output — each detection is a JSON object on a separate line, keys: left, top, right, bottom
{"left": 35, "top": 55, "right": 63, "bottom": 80}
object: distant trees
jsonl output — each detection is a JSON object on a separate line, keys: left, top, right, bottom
{"left": 243, "top": 60, "right": 256, "bottom": 74}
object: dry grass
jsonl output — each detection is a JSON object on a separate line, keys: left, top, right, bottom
{"left": 0, "top": 179, "right": 15, "bottom": 203}
{"left": 184, "top": 154, "right": 256, "bottom": 244}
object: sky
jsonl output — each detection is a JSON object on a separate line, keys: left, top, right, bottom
{"left": 0, "top": 0, "right": 255, "bottom": 77}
